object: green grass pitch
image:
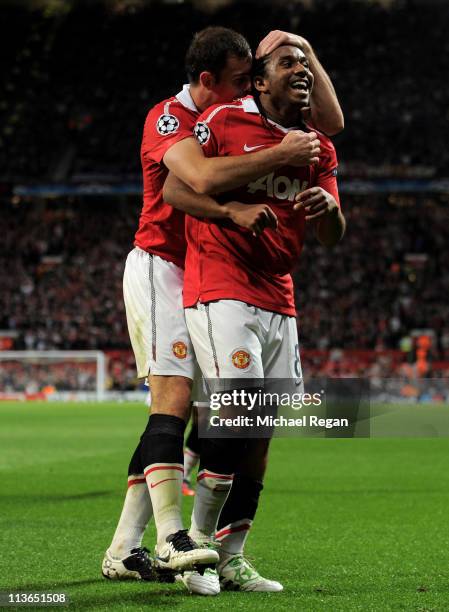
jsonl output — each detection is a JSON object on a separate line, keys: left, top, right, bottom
{"left": 1, "top": 401, "right": 449, "bottom": 611}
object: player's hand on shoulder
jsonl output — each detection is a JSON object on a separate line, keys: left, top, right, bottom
{"left": 256, "top": 30, "right": 311, "bottom": 58}
{"left": 279, "top": 130, "right": 320, "bottom": 167}
{"left": 227, "top": 202, "right": 278, "bottom": 237}
{"left": 294, "top": 187, "right": 338, "bottom": 221}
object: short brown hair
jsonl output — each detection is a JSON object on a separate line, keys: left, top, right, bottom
{"left": 185, "top": 26, "right": 251, "bottom": 84}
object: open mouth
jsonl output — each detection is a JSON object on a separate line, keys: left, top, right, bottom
{"left": 289, "top": 79, "right": 310, "bottom": 93}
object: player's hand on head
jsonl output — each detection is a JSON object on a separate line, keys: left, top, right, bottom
{"left": 279, "top": 130, "right": 320, "bottom": 167}
{"left": 294, "top": 187, "right": 338, "bottom": 220}
{"left": 227, "top": 202, "right": 278, "bottom": 236}
{"left": 255, "top": 30, "right": 310, "bottom": 59}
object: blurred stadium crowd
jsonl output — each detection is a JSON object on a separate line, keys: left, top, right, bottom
{"left": 1, "top": 0, "right": 447, "bottom": 181}
{"left": 1, "top": 0, "right": 448, "bottom": 392}
{"left": 1, "top": 192, "right": 448, "bottom": 390}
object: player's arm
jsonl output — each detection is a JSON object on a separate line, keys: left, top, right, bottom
{"left": 256, "top": 30, "right": 344, "bottom": 136}
{"left": 163, "top": 131, "right": 320, "bottom": 196}
{"left": 163, "top": 171, "right": 277, "bottom": 237}
{"left": 294, "top": 187, "right": 345, "bottom": 247}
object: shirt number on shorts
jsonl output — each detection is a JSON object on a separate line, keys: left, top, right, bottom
{"left": 294, "top": 343, "right": 301, "bottom": 377}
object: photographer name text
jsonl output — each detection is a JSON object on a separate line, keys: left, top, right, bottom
{"left": 209, "top": 415, "right": 349, "bottom": 429}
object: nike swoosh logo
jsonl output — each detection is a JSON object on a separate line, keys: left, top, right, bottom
{"left": 244, "top": 144, "right": 265, "bottom": 152}
{"left": 150, "top": 478, "right": 178, "bottom": 489}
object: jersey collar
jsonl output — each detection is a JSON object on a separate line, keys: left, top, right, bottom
{"left": 242, "top": 96, "right": 260, "bottom": 114}
{"left": 242, "top": 95, "right": 302, "bottom": 133}
{"left": 175, "top": 84, "right": 199, "bottom": 113}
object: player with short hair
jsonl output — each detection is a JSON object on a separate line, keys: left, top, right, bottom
{"left": 102, "top": 26, "right": 343, "bottom": 595}
{"left": 163, "top": 42, "right": 345, "bottom": 591}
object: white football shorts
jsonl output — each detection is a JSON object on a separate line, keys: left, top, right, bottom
{"left": 123, "top": 247, "right": 195, "bottom": 379}
{"left": 185, "top": 300, "right": 303, "bottom": 394}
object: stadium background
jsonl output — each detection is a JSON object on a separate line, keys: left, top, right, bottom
{"left": 2, "top": 0, "right": 449, "bottom": 610}
{"left": 1, "top": 0, "right": 448, "bottom": 398}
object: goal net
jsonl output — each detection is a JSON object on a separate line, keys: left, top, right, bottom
{"left": 0, "top": 351, "right": 107, "bottom": 401}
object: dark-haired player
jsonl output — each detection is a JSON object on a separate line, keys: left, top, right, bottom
{"left": 102, "top": 27, "right": 343, "bottom": 595}
{"left": 164, "top": 42, "right": 345, "bottom": 591}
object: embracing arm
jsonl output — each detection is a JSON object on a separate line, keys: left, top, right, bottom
{"left": 256, "top": 31, "right": 344, "bottom": 136}
{"left": 163, "top": 172, "right": 278, "bottom": 236}
{"left": 163, "top": 131, "right": 320, "bottom": 196}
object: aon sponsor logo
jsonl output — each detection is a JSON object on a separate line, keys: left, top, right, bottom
{"left": 247, "top": 172, "right": 308, "bottom": 201}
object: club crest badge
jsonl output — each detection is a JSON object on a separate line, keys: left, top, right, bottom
{"left": 172, "top": 341, "right": 188, "bottom": 359}
{"left": 231, "top": 349, "right": 251, "bottom": 369}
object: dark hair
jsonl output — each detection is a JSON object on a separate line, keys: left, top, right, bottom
{"left": 251, "top": 54, "right": 270, "bottom": 82}
{"left": 251, "top": 54, "right": 270, "bottom": 112}
{"left": 185, "top": 26, "right": 251, "bottom": 84}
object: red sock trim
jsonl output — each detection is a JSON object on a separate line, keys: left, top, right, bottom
{"left": 127, "top": 477, "right": 146, "bottom": 488}
{"left": 215, "top": 523, "right": 251, "bottom": 539}
{"left": 144, "top": 465, "right": 184, "bottom": 477}
{"left": 197, "top": 470, "right": 234, "bottom": 482}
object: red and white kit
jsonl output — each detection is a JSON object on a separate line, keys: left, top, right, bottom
{"left": 124, "top": 85, "right": 199, "bottom": 379}
{"left": 184, "top": 96, "right": 340, "bottom": 387}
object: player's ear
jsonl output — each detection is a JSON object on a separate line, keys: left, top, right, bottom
{"left": 199, "top": 71, "right": 215, "bottom": 90}
{"left": 253, "top": 75, "right": 268, "bottom": 93}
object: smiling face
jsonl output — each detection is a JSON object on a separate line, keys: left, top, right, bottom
{"left": 253, "top": 45, "right": 314, "bottom": 110}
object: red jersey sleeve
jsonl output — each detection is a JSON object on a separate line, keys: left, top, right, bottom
{"left": 193, "top": 104, "right": 231, "bottom": 158}
{"left": 316, "top": 134, "right": 340, "bottom": 206}
{"left": 141, "top": 100, "right": 196, "bottom": 164}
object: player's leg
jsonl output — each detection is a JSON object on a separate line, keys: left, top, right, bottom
{"left": 102, "top": 248, "right": 157, "bottom": 580}
{"left": 216, "top": 443, "right": 284, "bottom": 592}
{"left": 102, "top": 442, "right": 157, "bottom": 580}
{"left": 215, "top": 440, "right": 267, "bottom": 558}
{"left": 185, "top": 300, "right": 265, "bottom": 547}
{"left": 216, "top": 309, "right": 300, "bottom": 592}
{"left": 105, "top": 249, "right": 217, "bottom": 576}
{"left": 136, "top": 254, "right": 218, "bottom": 572}
{"left": 175, "top": 377, "right": 222, "bottom": 595}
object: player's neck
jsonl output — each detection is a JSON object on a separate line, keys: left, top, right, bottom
{"left": 259, "top": 97, "right": 303, "bottom": 129}
{"left": 189, "top": 84, "right": 214, "bottom": 113}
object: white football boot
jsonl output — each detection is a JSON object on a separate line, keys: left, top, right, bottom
{"left": 154, "top": 529, "right": 219, "bottom": 572}
{"left": 176, "top": 539, "right": 220, "bottom": 595}
{"left": 102, "top": 547, "right": 163, "bottom": 581}
{"left": 176, "top": 567, "right": 220, "bottom": 596}
{"left": 218, "top": 554, "right": 283, "bottom": 592}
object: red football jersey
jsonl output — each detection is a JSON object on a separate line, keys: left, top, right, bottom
{"left": 184, "top": 96, "right": 340, "bottom": 316}
{"left": 135, "top": 85, "right": 199, "bottom": 268}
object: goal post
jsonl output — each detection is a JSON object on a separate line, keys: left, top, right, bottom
{"left": 0, "top": 351, "right": 107, "bottom": 401}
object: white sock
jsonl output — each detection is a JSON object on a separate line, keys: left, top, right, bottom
{"left": 189, "top": 470, "right": 233, "bottom": 542}
{"left": 109, "top": 475, "right": 152, "bottom": 559}
{"left": 215, "top": 519, "right": 253, "bottom": 563}
{"left": 183, "top": 447, "right": 200, "bottom": 480}
{"left": 144, "top": 463, "right": 184, "bottom": 548}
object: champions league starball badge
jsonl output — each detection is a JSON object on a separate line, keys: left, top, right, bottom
{"left": 156, "top": 113, "right": 180, "bottom": 135}
{"left": 194, "top": 122, "right": 210, "bottom": 145}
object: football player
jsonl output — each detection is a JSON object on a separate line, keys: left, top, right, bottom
{"left": 102, "top": 27, "right": 343, "bottom": 595}
{"left": 163, "top": 42, "right": 345, "bottom": 591}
